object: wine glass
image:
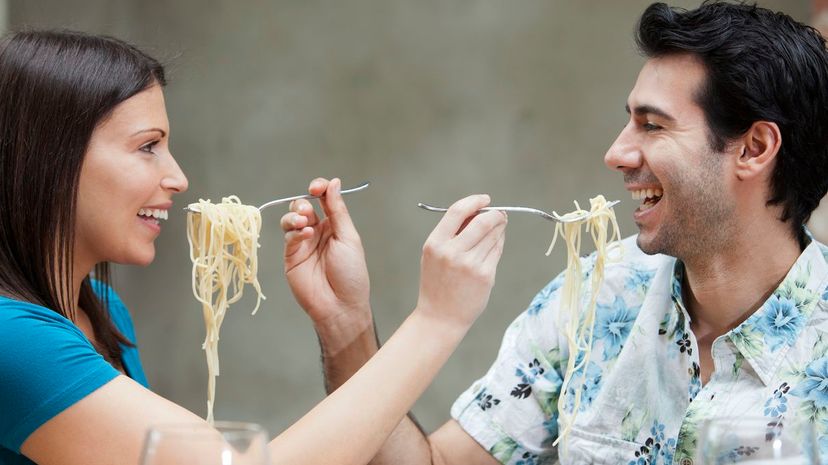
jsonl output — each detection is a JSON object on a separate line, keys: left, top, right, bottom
{"left": 140, "top": 421, "right": 270, "bottom": 465}
{"left": 695, "top": 416, "right": 820, "bottom": 464}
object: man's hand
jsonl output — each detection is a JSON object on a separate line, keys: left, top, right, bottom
{"left": 281, "top": 178, "right": 371, "bottom": 332}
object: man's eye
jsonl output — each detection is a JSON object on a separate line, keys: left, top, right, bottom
{"left": 139, "top": 141, "right": 158, "bottom": 154}
{"left": 643, "top": 122, "right": 661, "bottom": 131}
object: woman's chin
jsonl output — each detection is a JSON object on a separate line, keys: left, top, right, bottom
{"left": 115, "top": 248, "right": 156, "bottom": 267}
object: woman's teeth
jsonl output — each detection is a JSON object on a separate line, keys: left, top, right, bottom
{"left": 138, "top": 208, "right": 169, "bottom": 220}
{"left": 632, "top": 188, "right": 663, "bottom": 211}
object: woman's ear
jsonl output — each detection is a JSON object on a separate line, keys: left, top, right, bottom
{"left": 734, "top": 121, "right": 781, "bottom": 181}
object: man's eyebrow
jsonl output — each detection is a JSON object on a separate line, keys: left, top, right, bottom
{"left": 132, "top": 128, "right": 167, "bottom": 137}
{"left": 624, "top": 103, "right": 676, "bottom": 122}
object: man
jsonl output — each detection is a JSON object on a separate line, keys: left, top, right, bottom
{"left": 280, "top": 2, "right": 828, "bottom": 464}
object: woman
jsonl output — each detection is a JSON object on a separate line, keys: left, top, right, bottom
{"left": 0, "top": 30, "right": 507, "bottom": 465}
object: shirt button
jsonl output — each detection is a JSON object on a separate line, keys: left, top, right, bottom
{"left": 679, "top": 458, "right": 693, "bottom": 465}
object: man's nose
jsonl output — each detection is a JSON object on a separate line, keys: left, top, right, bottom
{"left": 604, "top": 124, "right": 642, "bottom": 172}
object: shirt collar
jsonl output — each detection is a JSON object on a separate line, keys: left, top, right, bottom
{"left": 668, "top": 235, "right": 828, "bottom": 386}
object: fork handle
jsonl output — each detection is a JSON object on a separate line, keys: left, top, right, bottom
{"left": 257, "top": 181, "right": 370, "bottom": 210}
{"left": 416, "top": 203, "right": 541, "bottom": 215}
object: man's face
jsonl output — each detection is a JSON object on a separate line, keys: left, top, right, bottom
{"left": 604, "top": 54, "right": 736, "bottom": 259}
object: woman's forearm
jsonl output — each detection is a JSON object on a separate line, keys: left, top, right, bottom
{"left": 268, "top": 308, "right": 468, "bottom": 465}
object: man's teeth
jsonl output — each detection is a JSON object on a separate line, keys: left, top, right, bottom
{"left": 138, "top": 208, "right": 169, "bottom": 220}
{"left": 631, "top": 188, "right": 663, "bottom": 200}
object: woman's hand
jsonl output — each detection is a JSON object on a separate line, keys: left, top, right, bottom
{"left": 415, "top": 194, "right": 507, "bottom": 330}
{"left": 280, "top": 178, "right": 371, "bottom": 328}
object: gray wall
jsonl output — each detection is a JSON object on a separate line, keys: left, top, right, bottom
{"left": 9, "top": 0, "right": 811, "bottom": 435}
{"left": 0, "top": 0, "right": 6, "bottom": 34}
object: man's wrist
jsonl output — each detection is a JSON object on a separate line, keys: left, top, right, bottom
{"left": 313, "top": 305, "right": 378, "bottom": 358}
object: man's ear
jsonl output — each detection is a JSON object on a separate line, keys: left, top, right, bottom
{"left": 734, "top": 121, "right": 781, "bottom": 181}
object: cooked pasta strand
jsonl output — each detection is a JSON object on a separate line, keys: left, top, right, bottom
{"left": 547, "top": 195, "right": 621, "bottom": 455}
{"left": 186, "top": 196, "right": 265, "bottom": 424}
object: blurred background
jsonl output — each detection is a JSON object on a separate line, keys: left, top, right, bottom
{"left": 3, "top": 0, "right": 822, "bottom": 436}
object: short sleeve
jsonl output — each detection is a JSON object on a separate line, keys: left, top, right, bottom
{"left": 451, "top": 274, "right": 569, "bottom": 465}
{"left": 0, "top": 299, "right": 120, "bottom": 452}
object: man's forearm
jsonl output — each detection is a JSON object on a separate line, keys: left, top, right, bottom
{"left": 368, "top": 415, "right": 439, "bottom": 465}
{"left": 315, "top": 311, "right": 381, "bottom": 393}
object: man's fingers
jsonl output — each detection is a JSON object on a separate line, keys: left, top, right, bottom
{"left": 283, "top": 227, "right": 315, "bottom": 257}
{"left": 318, "top": 178, "right": 359, "bottom": 238}
{"left": 308, "top": 178, "right": 330, "bottom": 197}
{"left": 294, "top": 199, "right": 320, "bottom": 227}
{"left": 281, "top": 212, "right": 305, "bottom": 232}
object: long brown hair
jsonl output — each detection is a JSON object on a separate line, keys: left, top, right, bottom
{"left": 0, "top": 30, "right": 166, "bottom": 363}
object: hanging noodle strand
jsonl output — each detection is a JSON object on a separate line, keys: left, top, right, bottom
{"left": 546, "top": 195, "right": 621, "bottom": 455}
{"left": 186, "top": 196, "right": 265, "bottom": 424}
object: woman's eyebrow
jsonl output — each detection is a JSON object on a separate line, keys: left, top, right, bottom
{"left": 131, "top": 128, "right": 167, "bottom": 137}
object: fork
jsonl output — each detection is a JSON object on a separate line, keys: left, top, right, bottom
{"left": 416, "top": 200, "right": 620, "bottom": 223}
{"left": 184, "top": 181, "right": 370, "bottom": 213}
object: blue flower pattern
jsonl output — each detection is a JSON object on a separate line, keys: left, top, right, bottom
{"left": 563, "top": 351, "right": 603, "bottom": 412}
{"left": 754, "top": 294, "right": 805, "bottom": 352}
{"left": 625, "top": 268, "right": 656, "bottom": 293}
{"left": 527, "top": 276, "right": 563, "bottom": 315}
{"left": 688, "top": 362, "right": 702, "bottom": 402}
{"left": 514, "top": 452, "right": 538, "bottom": 465}
{"left": 791, "top": 357, "right": 828, "bottom": 409}
{"left": 594, "top": 296, "right": 640, "bottom": 361}
{"left": 626, "top": 422, "right": 678, "bottom": 465}
{"left": 763, "top": 383, "right": 790, "bottom": 417}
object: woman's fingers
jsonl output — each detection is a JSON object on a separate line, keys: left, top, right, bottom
{"left": 415, "top": 196, "right": 505, "bottom": 330}
{"left": 428, "top": 194, "right": 491, "bottom": 242}
{"left": 452, "top": 210, "right": 506, "bottom": 251}
{"left": 469, "top": 218, "right": 507, "bottom": 261}
{"left": 481, "top": 223, "right": 507, "bottom": 272}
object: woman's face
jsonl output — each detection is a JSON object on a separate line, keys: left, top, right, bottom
{"left": 76, "top": 84, "right": 188, "bottom": 268}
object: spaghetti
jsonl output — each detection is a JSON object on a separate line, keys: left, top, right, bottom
{"left": 546, "top": 195, "right": 621, "bottom": 452}
{"left": 186, "top": 196, "right": 266, "bottom": 424}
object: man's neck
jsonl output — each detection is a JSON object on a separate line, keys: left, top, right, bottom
{"left": 681, "top": 221, "right": 802, "bottom": 337}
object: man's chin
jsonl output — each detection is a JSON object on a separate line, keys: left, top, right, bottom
{"left": 636, "top": 233, "right": 662, "bottom": 256}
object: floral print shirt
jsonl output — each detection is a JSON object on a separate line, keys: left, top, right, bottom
{"left": 451, "top": 234, "right": 828, "bottom": 465}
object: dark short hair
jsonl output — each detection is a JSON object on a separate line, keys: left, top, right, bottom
{"left": 636, "top": 1, "right": 828, "bottom": 241}
{"left": 0, "top": 30, "right": 166, "bottom": 362}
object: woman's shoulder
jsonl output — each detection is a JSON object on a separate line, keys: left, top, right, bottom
{"left": 0, "top": 294, "right": 78, "bottom": 329}
{"left": 0, "top": 293, "right": 121, "bottom": 455}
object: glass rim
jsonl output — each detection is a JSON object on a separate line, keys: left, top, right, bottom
{"left": 146, "top": 421, "right": 267, "bottom": 440}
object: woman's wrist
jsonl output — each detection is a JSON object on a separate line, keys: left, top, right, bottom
{"left": 408, "top": 304, "right": 473, "bottom": 345}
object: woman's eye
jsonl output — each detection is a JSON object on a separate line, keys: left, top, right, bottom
{"left": 139, "top": 141, "right": 158, "bottom": 154}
